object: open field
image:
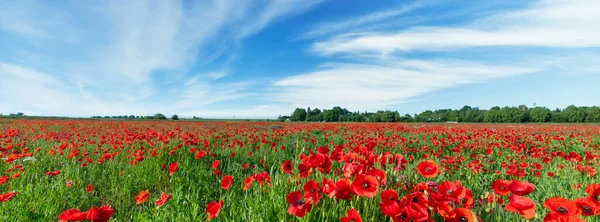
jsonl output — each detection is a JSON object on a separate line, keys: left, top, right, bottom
{"left": 0, "top": 119, "right": 599, "bottom": 221}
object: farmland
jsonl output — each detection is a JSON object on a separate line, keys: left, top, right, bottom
{"left": 0, "top": 119, "right": 599, "bottom": 221}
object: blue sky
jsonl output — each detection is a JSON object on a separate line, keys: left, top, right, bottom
{"left": 0, "top": 0, "right": 599, "bottom": 118}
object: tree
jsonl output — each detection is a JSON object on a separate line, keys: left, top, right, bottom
{"left": 563, "top": 105, "right": 586, "bottom": 123}
{"left": 154, "top": 113, "right": 167, "bottom": 120}
{"left": 585, "top": 106, "right": 600, "bottom": 123}
{"left": 171, "top": 114, "right": 179, "bottom": 120}
{"left": 290, "top": 108, "right": 307, "bottom": 122}
{"left": 529, "top": 107, "right": 550, "bottom": 122}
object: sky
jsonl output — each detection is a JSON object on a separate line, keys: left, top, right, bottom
{"left": 0, "top": 0, "right": 599, "bottom": 118}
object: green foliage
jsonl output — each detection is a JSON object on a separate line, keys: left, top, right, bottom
{"left": 286, "top": 105, "right": 600, "bottom": 123}
{"left": 171, "top": 115, "right": 179, "bottom": 120}
{"left": 290, "top": 108, "right": 307, "bottom": 122}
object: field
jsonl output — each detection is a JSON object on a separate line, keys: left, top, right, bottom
{"left": 0, "top": 119, "right": 599, "bottom": 221}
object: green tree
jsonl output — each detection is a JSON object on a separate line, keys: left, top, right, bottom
{"left": 171, "top": 114, "right": 179, "bottom": 120}
{"left": 563, "top": 105, "right": 586, "bottom": 123}
{"left": 585, "top": 106, "right": 600, "bottom": 123}
{"left": 529, "top": 107, "right": 550, "bottom": 122}
{"left": 290, "top": 108, "right": 307, "bottom": 122}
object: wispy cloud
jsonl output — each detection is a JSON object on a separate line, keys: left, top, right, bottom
{"left": 312, "top": 0, "right": 600, "bottom": 56}
{"left": 268, "top": 60, "right": 537, "bottom": 111}
{"left": 0, "top": 0, "right": 324, "bottom": 117}
{"left": 301, "top": 1, "right": 426, "bottom": 39}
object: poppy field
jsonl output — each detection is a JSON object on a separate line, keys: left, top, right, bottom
{"left": 0, "top": 119, "right": 599, "bottom": 221}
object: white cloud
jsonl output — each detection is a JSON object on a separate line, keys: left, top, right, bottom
{"left": 311, "top": 0, "right": 600, "bottom": 56}
{"left": 301, "top": 1, "right": 425, "bottom": 39}
{"left": 0, "top": 0, "right": 325, "bottom": 117}
{"left": 269, "top": 60, "right": 537, "bottom": 111}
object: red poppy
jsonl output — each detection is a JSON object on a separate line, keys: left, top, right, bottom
{"left": 168, "top": 162, "right": 178, "bottom": 176}
{"left": 366, "top": 169, "right": 387, "bottom": 185}
{"left": 58, "top": 208, "right": 87, "bottom": 222}
{"left": 585, "top": 184, "right": 600, "bottom": 205}
{"left": 543, "top": 197, "right": 581, "bottom": 217}
{"left": 221, "top": 175, "right": 233, "bottom": 190}
{"left": 0, "top": 191, "right": 17, "bottom": 202}
{"left": 243, "top": 176, "right": 255, "bottom": 190}
{"left": 308, "top": 153, "right": 325, "bottom": 168}
{"left": 381, "top": 189, "right": 399, "bottom": 204}
{"left": 416, "top": 160, "right": 439, "bottom": 178}
{"left": 86, "top": 205, "right": 114, "bottom": 222}
{"left": 509, "top": 180, "right": 535, "bottom": 196}
{"left": 195, "top": 150, "right": 207, "bottom": 159}
{"left": 86, "top": 184, "right": 94, "bottom": 193}
{"left": 286, "top": 191, "right": 313, "bottom": 218}
{"left": 445, "top": 208, "right": 476, "bottom": 222}
{"left": 405, "top": 201, "right": 430, "bottom": 221}
{"left": 543, "top": 212, "right": 586, "bottom": 222}
{"left": 206, "top": 200, "right": 224, "bottom": 220}
{"left": 46, "top": 170, "right": 61, "bottom": 176}
{"left": 212, "top": 160, "right": 220, "bottom": 169}
{"left": 135, "top": 190, "right": 150, "bottom": 205}
{"left": 341, "top": 208, "right": 362, "bottom": 222}
{"left": 492, "top": 179, "right": 512, "bottom": 196}
{"left": 0, "top": 176, "right": 8, "bottom": 185}
{"left": 321, "top": 179, "right": 337, "bottom": 198}
{"left": 351, "top": 174, "right": 379, "bottom": 198}
{"left": 437, "top": 181, "right": 466, "bottom": 202}
{"left": 303, "top": 180, "right": 321, "bottom": 204}
{"left": 282, "top": 160, "right": 293, "bottom": 175}
{"left": 335, "top": 178, "right": 353, "bottom": 200}
{"left": 575, "top": 198, "right": 599, "bottom": 216}
{"left": 505, "top": 194, "right": 537, "bottom": 219}
{"left": 155, "top": 192, "right": 172, "bottom": 208}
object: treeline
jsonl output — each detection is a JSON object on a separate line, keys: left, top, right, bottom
{"left": 279, "top": 105, "right": 600, "bottom": 123}
{"left": 91, "top": 113, "right": 188, "bottom": 120}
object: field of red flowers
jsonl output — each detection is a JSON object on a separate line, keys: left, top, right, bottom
{"left": 0, "top": 119, "right": 599, "bottom": 221}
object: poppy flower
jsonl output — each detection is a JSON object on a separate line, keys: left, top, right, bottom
{"left": 212, "top": 160, "right": 220, "bottom": 169}
{"left": 168, "top": 162, "right": 178, "bottom": 176}
{"left": 86, "top": 185, "right": 95, "bottom": 193}
{"left": 405, "top": 202, "right": 430, "bottom": 221}
{"left": 195, "top": 151, "right": 207, "bottom": 159}
{"left": 0, "top": 176, "right": 8, "bottom": 185}
{"left": 206, "top": 200, "right": 224, "bottom": 220}
{"left": 543, "top": 197, "right": 581, "bottom": 217}
{"left": 243, "top": 176, "right": 255, "bottom": 190}
{"left": 381, "top": 189, "right": 399, "bottom": 204}
{"left": 0, "top": 191, "right": 17, "bottom": 202}
{"left": 351, "top": 174, "right": 379, "bottom": 198}
{"left": 335, "top": 178, "right": 353, "bottom": 200}
{"left": 366, "top": 169, "right": 387, "bottom": 185}
{"left": 221, "top": 175, "right": 233, "bottom": 190}
{"left": 282, "top": 160, "right": 293, "bottom": 175}
{"left": 155, "top": 192, "right": 172, "bottom": 208}
{"left": 575, "top": 198, "right": 599, "bottom": 216}
{"left": 321, "top": 179, "right": 337, "bottom": 198}
{"left": 135, "top": 190, "right": 150, "bottom": 205}
{"left": 286, "top": 191, "right": 313, "bottom": 218}
{"left": 308, "top": 153, "right": 325, "bottom": 168}
{"left": 492, "top": 179, "right": 512, "bottom": 196}
{"left": 341, "top": 208, "right": 362, "bottom": 222}
{"left": 58, "top": 208, "right": 87, "bottom": 222}
{"left": 505, "top": 194, "right": 537, "bottom": 219}
{"left": 46, "top": 170, "right": 61, "bottom": 176}
{"left": 509, "top": 180, "right": 535, "bottom": 196}
{"left": 416, "top": 160, "right": 439, "bottom": 178}
{"left": 86, "top": 205, "right": 114, "bottom": 222}
{"left": 437, "top": 181, "right": 466, "bottom": 202}
{"left": 445, "top": 208, "right": 476, "bottom": 222}
{"left": 585, "top": 184, "right": 600, "bottom": 205}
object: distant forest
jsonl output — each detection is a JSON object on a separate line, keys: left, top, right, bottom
{"left": 279, "top": 105, "right": 600, "bottom": 123}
